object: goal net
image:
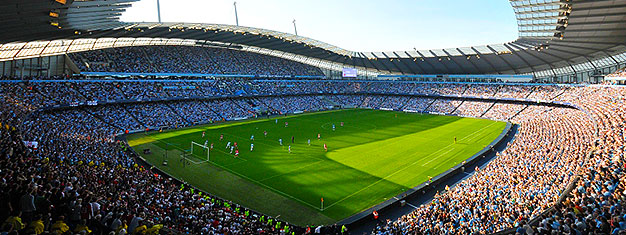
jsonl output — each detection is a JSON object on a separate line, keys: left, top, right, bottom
{"left": 183, "top": 141, "right": 210, "bottom": 164}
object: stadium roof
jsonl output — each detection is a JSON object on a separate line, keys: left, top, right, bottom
{"left": 1, "top": 0, "right": 625, "bottom": 76}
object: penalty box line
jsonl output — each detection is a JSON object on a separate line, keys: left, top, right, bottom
{"left": 149, "top": 134, "right": 320, "bottom": 210}
{"left": 180, "top": 153, "right": 209, "bottom": 165}
{"left": 212, "top": 160, "right": 324, "bottom": 210}
{"left": 148, "top": 134, "right": 246, "bottom": 165}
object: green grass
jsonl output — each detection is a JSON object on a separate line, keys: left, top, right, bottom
{"left": 126, "top": 109, "right": 506, "bottom": 225}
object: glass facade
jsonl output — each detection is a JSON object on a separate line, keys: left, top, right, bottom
{"left": 510, "top": 0, "right": 566, "bottom": 38}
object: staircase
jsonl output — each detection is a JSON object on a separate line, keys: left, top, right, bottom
{"left": 449, "top": 100, "right": 465, "bottom": 114}
{"left": 509, "top": 105, "right": 529, "bottom": 121}
{"left": 480, "top": 102, "right": 497, "bottom": 117}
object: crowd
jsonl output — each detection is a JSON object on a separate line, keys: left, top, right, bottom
{"left": 426, "top": 99, "right": 462, "bottom": 114}
{"left": 482, "top": 103, "right": 527, "bottom": 121}
{"left": 403, "top": 97, "right": 435, "bottom": 112}
{"left": 0, "top": 78, "right": 579, "bottom": 109}
{"left": 374, "top": 104, "right": 594, "bottom": 234}
{"left": 452, "top": 101, "right": 493, "bottom": 117}
{"left": 70, "top": 46, "right": 324, "bottom": 76}
{"left": 605, "top": 67, "right": 626, "bottom": 78}
{"left": 326, "top": 95, "right": 365, "bottom": 107}
{"left": 371, "top": 85, "right": 626, "bottom": 234}
{"left": 254, "top": 96, "right": 327, "bottom": 114}
{"left": 379, "top": 96, "right": 411, "bottom": 110}
{"left": 463, "top": 84, "right": 500, "bottom": 97}
{"left": 3, "top": 75, "right": 626, "bottom": 234}
{"left": 521, "top": 86, "right": 626, "bottom": 234}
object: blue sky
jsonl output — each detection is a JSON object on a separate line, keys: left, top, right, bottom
{"left": 121, "top": 0, "right": 518, "bottom": 52}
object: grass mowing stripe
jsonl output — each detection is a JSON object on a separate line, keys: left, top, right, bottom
{"left": 209, "top": 160, "right": 324, "bottom": 210}
{"left": 421, "top": 122, "right": 498, "bottom": 166}
{"left": 258, "top": 160, "right": 324, "bottom": 182}
{"left": 143, "top": 130, "right": 323, "bottom": 209}
{"left": 323, "top": 121, "right": 500, "bottom": 210}
{"left": 217, "top": 129, "right": 324, "bottom": 162}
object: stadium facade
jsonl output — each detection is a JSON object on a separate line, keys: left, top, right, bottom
{"left": 0, "top": 0, "right": 625, "bottom": 83}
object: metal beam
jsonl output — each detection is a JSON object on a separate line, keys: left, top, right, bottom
{"left": 486, "top": 45, "right": 520, "bottom": 73}
{"left": 455, "top": 48, "right": 484, "bottom": 74}
{"left": 374, "top": 52, "right": 397, "bottom": 74}
{"left": 470, "top": 47, "right": 500, "bottom": 74}
{"left": 441, "top": 50, "right": 470, "bottom": 74}
{"left": 414, "top": 51, "right": 439, "bottom": 74}
{"left": 504, "top": 43, "right": 554, "bottom": 70}
{"left": 570, "top": 3, "right": 626, "bottom": 11}
{"left": 391, "top": 52, "right": 418, "bottom": 74}
{"left": 402, "top": 51, "right": 426, "bottom": 74}
{"left": 428, "top": 50, "right": 453, "bottom": 73}
{"left": 381, "top": 52, "right": 404, "bottom": 74}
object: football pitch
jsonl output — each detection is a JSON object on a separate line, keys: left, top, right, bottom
{"left": 126, "top": 109, "right": 506, "bottom": 225}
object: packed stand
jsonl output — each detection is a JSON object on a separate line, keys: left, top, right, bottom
{"left": 374, "top": 105, "right": 594, "bottom": 234}
{"left": 124, "top": 103, "right": 190, "bottom": 128}
{"left": 452, "top": 100, "right": 493, "bottom": 117}
{"left": 71, "top": 46, "right": 324, "bottom": 76}
{"left": 520, "top": 86, "right": 626, "bottom": 234}
{"left": 3, "top": 76, "right": 621, "bottom": 234}
{"left": 425, "top": 99, "right": 462, "bottom": 114}
{"left": 403, "top": 97, "right": 435, "bottom": 112}
{"left": 482, "top": 103, "right": 527, "bottom": 121}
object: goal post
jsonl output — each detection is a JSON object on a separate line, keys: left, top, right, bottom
{"left": 190, "top": 141, "right": 210, "bottom": 162}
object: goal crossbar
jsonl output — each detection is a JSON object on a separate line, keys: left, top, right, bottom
{"left": 190, "top": 141, "right": 210, "bottom": 162}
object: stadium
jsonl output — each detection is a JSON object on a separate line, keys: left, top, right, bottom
{"left": 0, "top": 0, "right": 626, "bottom": 234}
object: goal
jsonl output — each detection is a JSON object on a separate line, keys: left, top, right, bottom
{"left": 184, "top": 141, "right": 210, "bottom": 164}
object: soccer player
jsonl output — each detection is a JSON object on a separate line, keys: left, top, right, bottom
{"left": 226, "top": 141, "right": 231, "bottom": 149}
{"left": 307, "top": 139, "right": 311, "bottom": 146}
{"left": 317, "top": 133, "right": 321, "bottom": 140}
{"left": 288, "top": 145, "right": 291, "bottom": 153}
{"left": 275, "top": 119, "right": 278, "bottom": 124}
{"left": 291, "top": 136, "right": 295, "bottom": 143}
{"left": 234, "top": 142, "right": 238, "bottom": 148}
{"left": 202, "top": 131, "right": 205, "bottom": 138}
{"left": 235, "top": 149, "right": 239, "bottom": 157}
{"left": 250, "top": 143, "right": 254, "bottom": 152}
{"left": 230, "top": 146, "right": 234, "bottom": 154}
{"left": 285, "top": 121, "right": 288, "bottom": 127}
{"left": 340, "top": 122, "right": 344, "bottom": 127}
{"left": 250, "top": 134, "right": 254, "bottom": 141}
{"left": 332, "top": 124, "right": 336, "bottom": 131}
{"left": 220, "top": 134, "right": 224, "bottom": 141}
{"left": 323, "top": 143, "right": 328, "bottom": 152}
{"left": 204, "top": 139, "right": 208, "bottom": 147}
{"left": 454, "top": 136, "right": 457, "bottom": 144}
{"left": 279, "top": 138, "right": 283, "bottom": 145}
{"left": 264, "top": 130, "right": 267, "bottom": 137}
{"left": 210, "top": 143, "right": 214, "bottom": 149}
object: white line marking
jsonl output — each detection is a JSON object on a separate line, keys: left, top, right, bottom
{"left": 422, "top": 147, "right": 457, "bottom": 166}
{"left": 323, "top": 122, "right": 500, "bottom": 210}
{"left": 140, "top": 132, "right": 323, "bottom": 210}
{"left": 421, "top": 122, "right": 498, "bottom": 166}
{"left": 215, "top": 163, "right": 323, "bottom": 210}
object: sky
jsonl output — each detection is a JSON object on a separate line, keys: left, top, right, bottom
{"left": 120, "top": 0, "right": 518, "bottom": 52}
